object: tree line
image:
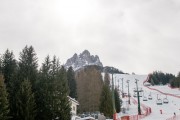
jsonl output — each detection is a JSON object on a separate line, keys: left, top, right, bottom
{"left": 148, "top": 71, "right": 180, "bottom": 88}
{"left": 0, "top": 45, "right": 122, "bottom": 120}
{"left": 0, "top": 45, "right": 77, "bottom": 120}
{"left": 170, "top": 72, "right": 180, "bottom": 88}
{"left": 148, "top": 71, "right": 175, "bottom": 85}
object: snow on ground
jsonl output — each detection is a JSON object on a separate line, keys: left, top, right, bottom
{"left": 149, "top": 85, "right": 180, "bottom": 97}
{"left": 111, "top": 74, "right": 180, "bottom": 120}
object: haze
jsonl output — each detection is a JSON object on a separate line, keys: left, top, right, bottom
{"left": 0, "top": 0, "right": 180, "bottom": 75}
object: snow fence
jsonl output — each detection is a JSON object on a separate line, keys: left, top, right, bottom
{"left": 129, "top": 98, "right": 151, "bottom": 120}
{"left": 117, "top": 95, "right": 151, "bottom": 120}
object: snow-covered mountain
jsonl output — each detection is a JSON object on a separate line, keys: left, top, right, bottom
{"left": 65, "top": 50, "right": 103, "bottom": 70}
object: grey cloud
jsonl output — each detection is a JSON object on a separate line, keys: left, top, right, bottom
{"left": 0, "top": 0, "right": 180, "bottom": 74}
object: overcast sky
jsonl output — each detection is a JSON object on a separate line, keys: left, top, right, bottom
{"left": 0, "top": 0, "right": 180, "bottom": 75}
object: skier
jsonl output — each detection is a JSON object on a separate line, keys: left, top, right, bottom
{"left": 173, "top": 112, "right": 176, "bottom": 119}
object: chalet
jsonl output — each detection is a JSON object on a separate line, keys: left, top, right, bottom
{"left": 68, "top": 96, "right": 79, "bottom": 116}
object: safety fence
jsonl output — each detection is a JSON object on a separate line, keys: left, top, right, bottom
{"left": 120, "top": 113, "right": 151, "bottom": 120}
{"left": 131, "top": 97, "right": 151, "bottom": 115}
{"left": 116, "top": 75, "right": 152, "bottom": 120}
{"left": 141, "top": 103, "right": 151, "bottom": 116}
{"left": 118, "top": 97, "right": 151, "bottom": 120}
{"left": 131, "top": 98, "right": 151, "bottom": 119}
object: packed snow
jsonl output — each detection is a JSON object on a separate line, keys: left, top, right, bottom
{"left": 112, "top": 74, "right": 180, "bottom": 120}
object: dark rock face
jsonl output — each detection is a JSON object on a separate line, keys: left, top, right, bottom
{"left": 65, "top": 50, "right": 103, "bottom": 70}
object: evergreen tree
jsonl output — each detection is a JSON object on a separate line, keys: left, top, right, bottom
{"left": 16, "top": 79, "right": 36, "bottom": 120}
{"left": 37, "top": 56, "right": 71, "bottom": 120}
{"left": 67, "top": 67, "right": 77, "bottom": 99}
{"left": 36, "top": 55, "right": 52, "bottom": 120}
{"left": 18, "top": 45, "right": 38, "bottom": 90}
{"left": 0, "top": 74, "right": 10, "bottom": 120}
{"left": 50, "top": 66, "right": 71, "bottom": 120}
{"left": 170, "top": 80, "right": 175, "bottom": 88}
{"left": 2, "top": 49, "right": 17, "bottom": 88}
{"left": 16, "top": 46, "right": 38, "bottom": 119}
{"left": 1, "top": 49, "right": 18, "bottom": 119}
{"left": 177, "top": 72, "right": 180, "bottom": 77}
{"left": 114, "top": 88, "right": 121, "bottom": 113}
{"left": 0, "top": 55, "right": 1, "bottom": 69}
{"left": 170, "top": 77, "right": 180, "bottom": 88}
{"left": 104, "top": 72, "right": 110, "bottom": 86}
{"left": 35, "top": 55, "right": 51, "bottom": 120}
{"left": 150, "top": 71, "right": 175, "bottom": 85}
{"left": 99, "top": 84, "right": 113, "bottom": 118}
{"left": 50, "top": 56, "right": 61, "bottom": 78}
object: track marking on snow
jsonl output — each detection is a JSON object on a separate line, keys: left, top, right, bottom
{"left": 143, "top": 75, "right": 180, "bottom": 99}
{"left": 143, "top": 75, "right": 180, "bottom": 120}
{"left": 113, "top": 74, "right": 180, "bottom": 120}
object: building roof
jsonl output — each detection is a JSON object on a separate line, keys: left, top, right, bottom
{"left": 68, "top": 96, "right": 79, "bottom": 105}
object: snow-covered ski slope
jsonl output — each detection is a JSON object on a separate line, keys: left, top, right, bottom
{"left": 112, "top": 74, "right": 180, "bottom": 120}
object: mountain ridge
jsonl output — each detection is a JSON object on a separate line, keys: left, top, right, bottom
{"left": 65, "top": 50, "right": 103, "bottom": 70}
{"left": 65, "top": 50, "right": 124, "bottom": 74}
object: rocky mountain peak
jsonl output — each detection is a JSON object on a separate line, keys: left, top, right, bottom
{"left": 81, "top": 50, "right": 90, "bottom": 56}
{"left": 65, "top": 50, "right": 103, "bottom": 70}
